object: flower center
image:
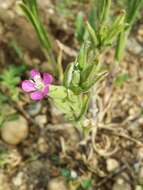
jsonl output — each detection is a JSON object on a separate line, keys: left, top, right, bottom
{"left": 34, "top": 75, "right": 45, "bottom": 91}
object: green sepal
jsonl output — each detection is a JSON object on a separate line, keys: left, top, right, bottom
{"left": 63, "top": 63, "right": 75, "bottom": 88}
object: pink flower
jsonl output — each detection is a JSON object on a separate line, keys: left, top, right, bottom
{"left": 21, "top": 69, "right": 53, "bottom": 100}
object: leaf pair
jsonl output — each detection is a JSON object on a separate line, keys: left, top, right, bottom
{"left": 49, "top": 85, "right": 89, "bottom": 121}
{"left": 87, "top": 11, "right": 126, "bottom": 48}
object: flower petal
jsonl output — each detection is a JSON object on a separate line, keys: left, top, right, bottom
{"left": 30, "top": 91, "right": 44, "bottom": 100}
{"left": 43, "top": 86, "right": 49, "bottom": 96}
{"left": 43, "top": 73, "right": 53, "bottom": 85}
{"left": 30, "top": 69, "right": 40, "bottom": 78}
{"left": 21, "top": 80, "right": 35, "bottom": 92}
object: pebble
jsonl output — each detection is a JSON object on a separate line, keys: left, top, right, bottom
{"left": 70, "top": 170, "right": 78, "bottom": 179}
{"left": 138, "top": 27, "right": 143, "bottom": 36}
{"left": 66, "top": 126, "right": 80, "bottom": 147}
{"left": 135, "top": 185, "right": 143, "bottom": 190}
{"left": 106, "top": 158, "right": 119, "bottom": 172}
{"left": 7, "top": 149, "right": 22, "bottom": 168}
{"left": 12, "top": 172, "right": 24, "bottom": 187}
{"left": 51, "top": 106, "right": 63, "bottom": 124}
{"left": 129, "top": 124, "right": 142, "bottom": 138}
{"left": 137, "top": 147, "right": 143, "bottom": 160}
{"left": 37, "top": 137, "right": 48, "bottom": 153}
{"left": 0, "top": 0, "right": 14, "bottom": 10}
{"left": 0, "top": 172, "right": 11, "bottom": 190}
{"left": 0, "top": 9, "right": 15, "bottom": 25}
{"left": 35, "top": 115, "right": 47, "bottom": 127}
{"left": 127, "top": 37, "right": 142, "bottom": 54}
{"left": 26, "top": 102, "right": 42, "bottom": 116}
{"left": 37, "top": 0, "right": 51, "bottom": 9}
{"left": 128, "top": 106, "right": 141, "bottom": 117}
{"left": 112, "top": 178, "right": 131, "bottom": 190}
{"left": 47, "top": 177, "right": 68, "bottom": 190}
{"left": 88, "top": 155, "right": 98, "bottom": 170}
{"left": 1, "top": 117, "right": 28, "bottom": 145}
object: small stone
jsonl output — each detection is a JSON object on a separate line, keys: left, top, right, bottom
{"left": 0, "top": 0, "right": 14, "bottom": 9}
{"left": 106, "top": 158, "right": 119, "bottom": 172}
{"left": 112, "top": 178, "right": 131, "bottom": 190}
{"left": 12, "top": 172, "right": 24, "bottom": 187}
{"left": 138, "top": 27, "right": 143, "bottom": 36}
{"left": 35, "top": 115, "right": 47, "bottom": 127}
{"left": 37, "top": 137, "right": 48, "bottom": 153}
{"left": 26, "top": 102, "right": 42, "bottom": 116}
{"left": 134, "top": 162, "right": 140, "bottom": 173}
{"left": 129, "top": 123, "right": 142, "bottom": 138}
{"left": 47, "top": 177, "right": 68, "bottom": 190}
{"left": 37, "top": 0, "right": 51, "bottom": 9}
{"left": 1, "top": 117, "right": 28, "bottom": 145}
{"left": 7, "top": 149, "right": 22, "bottom": 169}
{"left": 127, "top": 38, "right": 142, "bottom": 54}
{"left": 137, "top": 147, "right": 143, "bottom": 160}
{"left": 0, "top": 9, "right": 15, "bottom": 26}
{"left": 51, "top": 106, "right": 63, "bottom": 124}
{"left": 88, "top": 155, "right": 98, "bottom": 170}
{"left": 135, "top": 185, "right": 142, "bottom": 190}
{"left": 70, "top": 170, "right": 78, "bottom": 179}
{"left": 129, "top": 106, "right": 141, "bottom": 117}
{"left": 0, "top": 172, "right": 11, "bottom": 190}
{"left": 66, "top": 126, "right": 79, "bottom": 147}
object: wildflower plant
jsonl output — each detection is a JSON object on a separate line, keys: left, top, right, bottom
{"left": 20, "top": 0, "right": 143, "bottom": 129}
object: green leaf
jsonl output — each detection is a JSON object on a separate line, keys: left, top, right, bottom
{"left": 49, "top": 85, "right": 82, "bottom": 121}
{"left": 88, "top": 6, "right": 97, "bottom": 30}
{"left": 63, "top": 63, "right": 75, "bottom": 88}
{"left": 77, "top": 44, "right": 88, "bottom": 70}
{"left": 80, "top": 61, "right": 98, "bottom": 84}
{"left": 126, "top": 0, "right": 143, "bottom": 26}
{"left": 76, "top": 95, "right": 89, "bottom": 121}
{"left": 49, "top": 85, "right": 68, "bottom": 99}
{"left": 50, "top": 155, "right": 60, "bottom": 165}
{"left": 7, "top": 113, "right": 19, "bottom": 122}
{"left": 86, "top": 21, "right": 98, "bottom": 47}
{"left": 71, "top": 70, "right": 80, "bottom": 87}
{"left": 102, "top": 12, "right": 126, "bottom": 46}
{"left": 75, "top": 12, "right": 85, "bottom": 43}
{"left": 96, "top": 0, "right": 111, "bottom": 24}
{"left": 115, "top": 73, "right": 130, "bottom": 87}
{"left": 115, "top": 30, "right": 127, "bottom": 62}
{"left": 0, "top": 65, "right": 25, "bottom": 101}
{"left": 81, "top": 179, "right": 92, "bottom": 189}
{"left": 60, "top": 168, "right": 71, "bottom": 178}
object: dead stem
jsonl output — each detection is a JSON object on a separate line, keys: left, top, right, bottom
{"left": 98, "top": 125, "right": 143, "bottom": 146}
